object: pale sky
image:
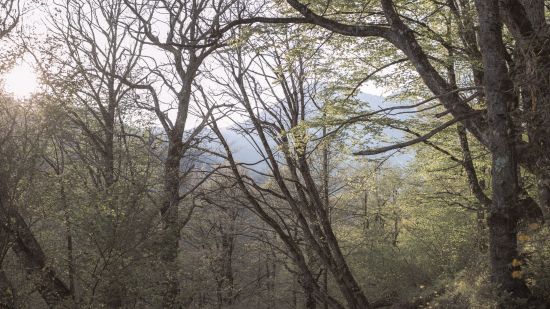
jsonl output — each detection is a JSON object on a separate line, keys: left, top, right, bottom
{"left": 3, "top": 60, "right": 39, "bottom": 99}
{"left": 0, "top": 0, "right": 387, "bottom": 106}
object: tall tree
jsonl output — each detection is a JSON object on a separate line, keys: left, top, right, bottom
{"left": 118, "top": 0, "right": 264, "bottom": 306}
{"left": 208, "top": 27, "right": 374, "bottom": 308}
{"left": 35, "top": 1, "right": 149, "bottom": 305}
{"left": 270, "top": 0, "right": 550, "bottom": 300}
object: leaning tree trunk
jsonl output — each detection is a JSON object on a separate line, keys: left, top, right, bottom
{"left": 8, "top": 209, "right": 72, "bottom": 306}
{"left": 0, "top": 177, "right": 71, "bottom": 307}
{"left": 474, "top": 0, "right": 530, "bottom": 298}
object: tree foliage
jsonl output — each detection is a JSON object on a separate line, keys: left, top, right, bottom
{"left": 0, "top": 0, "right": 549, "bottom": 308}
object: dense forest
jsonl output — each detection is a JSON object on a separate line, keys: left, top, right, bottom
{"left": 1, "top": 0, "right": 550, "bottom": 308}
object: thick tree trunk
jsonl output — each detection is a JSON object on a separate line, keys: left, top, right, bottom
{"left": 292, "top": 273, "right": 298, "bottom": 309}
{"left": 158, "top": 59, "right": 197, "bottom": 306}
{"left": 474, "top": 0, "right": 530, "bottom": 299}
{"left": 216, "top": 232, "right": 235, "bottom": 308}
{"left": 160, "top": 133, "right": 183, "bottom": 308}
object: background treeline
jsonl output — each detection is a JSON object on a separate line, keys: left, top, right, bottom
{"left": 1, "top": 0, "right": 550, "bottom": 308}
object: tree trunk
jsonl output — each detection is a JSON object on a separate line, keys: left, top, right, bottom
{"left": 297, "top": 160, "right": 370, "bottom": 309}
{"left": 9, "top": 210, "right": 72, "bottom": 306}
{"left": 0, "top": 179, "right": 71, "bottom": 307}
{"left": 160, "top": 132, "right": 183, "bottom": 308}
{"left": 474, "top": 0, "right": 530, "bottom": 298}
{"left": 216, "top": 231, "right": 235, "bottom": 308}
{"left": 457, "top": 124, "right": 489, "bottom": 252}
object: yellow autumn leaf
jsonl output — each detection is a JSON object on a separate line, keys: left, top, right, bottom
{"left": 511, "top": 271, "right": 522, "bottom": 279}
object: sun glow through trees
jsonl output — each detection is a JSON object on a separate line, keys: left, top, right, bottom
{"left": 3, "top": 61, "right": 39, "bottom": 98}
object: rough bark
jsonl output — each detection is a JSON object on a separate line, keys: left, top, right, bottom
{"left": 159, "top": 128, "right": 185, "bottom": 308}
{"left": 474, "top": 0, "right": 530, "bottom": 298}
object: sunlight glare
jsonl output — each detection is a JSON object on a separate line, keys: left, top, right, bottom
{"left": 3, "top": 62, "right": 39, "bottom": 98}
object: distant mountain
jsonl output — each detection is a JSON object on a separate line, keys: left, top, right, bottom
{"left": 357, "top": 93, "right": 385, "bottom": 107}
{"left": 357, "top": 92, "right": 414, "bottom": 166}
{"left": 214, "top": 93, "right": 414, "bottom": 170}
{"left": 221, "top": 127, "right": 270, "bottom": 168}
